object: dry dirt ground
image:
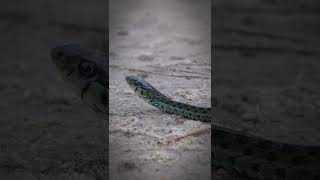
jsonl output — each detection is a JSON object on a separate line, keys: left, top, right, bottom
{"left": 1, "top": 0, "right": 320, "bottom": 180}
{"left": 109, "top": 0, "right": 211, "bottom": 180}
{"left": 0, "top": 0, "right": 211, "bottom": 180}
{"left": 0, "top": 1, "right": 107, "bottom": 180}
{"left": 213, "top": 0, "right": 320, "bottom": 179}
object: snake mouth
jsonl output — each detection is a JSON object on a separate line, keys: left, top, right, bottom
{"left": 125, "top": 76, "right": 134, "bottom": 85}
{"left": 125, "top": 77, "right": 136, "bottom": 89}
{"left": 125, "top": 76, "right": 144, "bottom": 88}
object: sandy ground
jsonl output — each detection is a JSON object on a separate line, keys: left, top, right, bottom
{"left": 213, "top": 0, "right": 320, "bottom": 179}
{"left": 0, "top": 0, "right": 211, "bottom": 180}
{"left": 109, "top": 0, "right": 211, "bottom": 180}
{"left": 1, "top": 0, "right": 319, "bottom": 180}
{"left": 0, "top": 1, "right": 107, "bottom": 180}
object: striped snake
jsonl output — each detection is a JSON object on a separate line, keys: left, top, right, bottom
{"left": 51, "top": 44, "right": 320, "bottom": 180}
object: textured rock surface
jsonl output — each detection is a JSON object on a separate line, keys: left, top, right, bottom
{"left": 109, "top": 0, "right": 211, "bottom": 179}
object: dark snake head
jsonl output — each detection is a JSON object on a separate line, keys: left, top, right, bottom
{"left": 50, "top": 44, "right": 108, "bottom": 113}
{"left": 125, "top": 76, "right": 143, "bottom": 89}
{"left": 51, "top": 44, "right": 103, "bottom": 82}
{"left": 126, "top": 76, "right": 167, "bottom": 100}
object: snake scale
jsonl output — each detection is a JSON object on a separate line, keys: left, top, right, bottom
{"left": 51, "top": 44, "right": 320, "bottom": 180}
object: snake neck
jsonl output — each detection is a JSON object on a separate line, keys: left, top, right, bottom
{"left": 126, "top": 76, "right": 211, "bottom": 122}
{"left": 146, "top": 97, "right": 211, "bottom": 122}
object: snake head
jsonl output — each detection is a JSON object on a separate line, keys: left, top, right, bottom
{"left": 51, "top": 44, "right": 105, "bottom": 83}
{"left": 126, "top": 76, "right": 152, "bottom": 100}
{"left": 126, "top": 76, "right": 143, "bottom": 88}
{"left": 126, "top": 76, "right": 167, "bottom": 100}
{"left": 50, "top": 44, "right": 108, "bottom": 113}
{"left": 51, "top": 44, "right": 107, "bottom": 95}
{"left": 51, "top": 44, "right": 82, "bottom": 74}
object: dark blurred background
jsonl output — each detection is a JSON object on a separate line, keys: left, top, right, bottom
{"left": 1, "top": 0, "right": 320, "bottom": 179}
{"left": 213, "top": 0, "right": 320, "bottom": 179}
{"left": 0, "top": 1, "right": 108, "bottom": 180}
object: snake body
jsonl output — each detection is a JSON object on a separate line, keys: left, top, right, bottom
{"left": 125, "top": 76, "right": 211, "bottom": 122}
{"left": 51, "top": 44, "right": 320, "bottom": 180}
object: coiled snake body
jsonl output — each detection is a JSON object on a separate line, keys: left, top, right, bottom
{"left": 51, "top": 44, "right": 320, "bottom": 180}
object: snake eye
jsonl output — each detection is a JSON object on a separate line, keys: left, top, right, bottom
{"left": 133, "top": 80, "right": 140, "bottom": 86}
{"left": 79, "top": 60, "right": 97, "bottom": 78}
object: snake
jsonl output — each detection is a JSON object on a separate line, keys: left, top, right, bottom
{"left": 50, "top": 44, "right": 320, "bottom": 180}
{"left": 50, "top": 44, "right": 108, "bottom": 114}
